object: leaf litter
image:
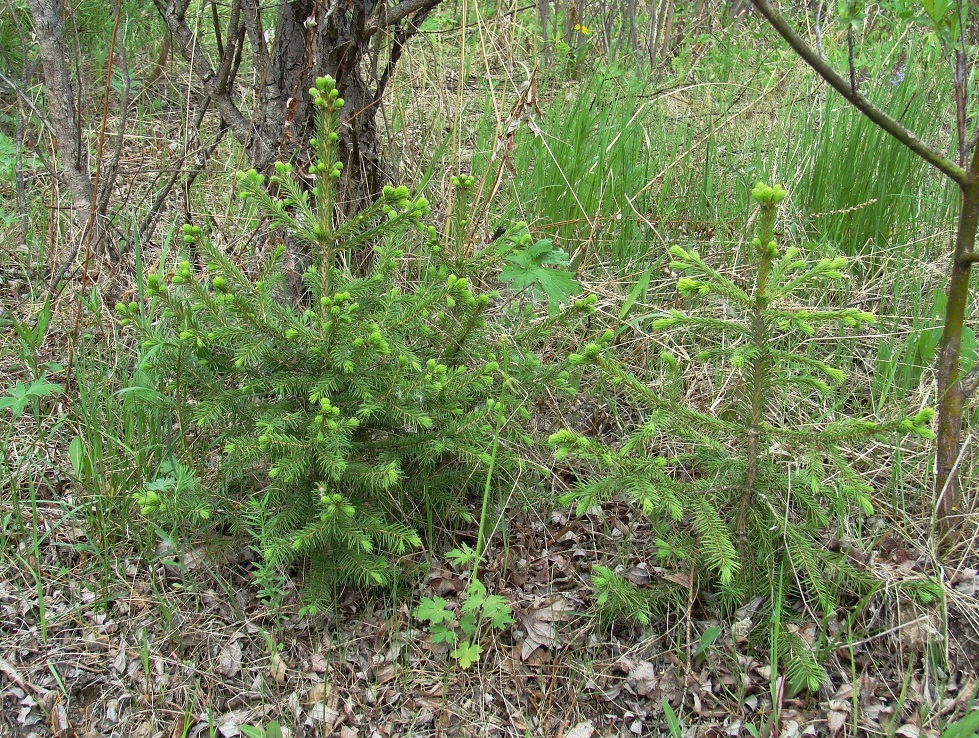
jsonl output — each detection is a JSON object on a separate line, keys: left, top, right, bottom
{"left": 0, "top": 474, "right": 977, "bottom": 736}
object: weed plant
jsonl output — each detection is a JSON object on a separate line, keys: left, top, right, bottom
{"left": 117, "top": 76, "right": 568, "bottom": 609}
{"left": 550, "top": 182, "right": 938, "bottom": 690}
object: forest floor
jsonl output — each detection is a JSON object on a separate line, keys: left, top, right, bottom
{"left": 2, "top": 458, "right": 978, "bottom": 737}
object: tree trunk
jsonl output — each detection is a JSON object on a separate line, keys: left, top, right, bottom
{"left": 935, "top": 169, "right": 979, "bottom": 542}
{"left": 155, "top": 0, "right": 443, "bottom": 211}
{"left": 27, "top": 0, "right": 94, "bottom": 226}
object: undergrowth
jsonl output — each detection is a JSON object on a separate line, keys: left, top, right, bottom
{"left": 117, "top": 76, "right": 577, "bottom": 609}
{"left": 551, "top": 182, "right": 940, "bottom": 690}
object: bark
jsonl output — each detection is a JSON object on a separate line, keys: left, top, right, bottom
{"left": 26, "top": 0, "right": 94, "bottom": 224}
{"left": 156, "top": 0, "right": 443, "bottom": 210}
{"left": 935, "top": 166, "right": 979, "bottom": 540}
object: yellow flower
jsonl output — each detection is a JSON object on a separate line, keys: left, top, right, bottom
{"left": 573, "top": 23, "right": 590, "bottom": 35}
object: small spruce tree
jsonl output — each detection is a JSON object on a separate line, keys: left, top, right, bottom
{"left": 118, "top": 76, "right": 561, "bottom": 608}
{"left": 550, "top": 183, "right": 936, "bottom": 689}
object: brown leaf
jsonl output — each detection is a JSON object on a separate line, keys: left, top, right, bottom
{"left": 270, "top": 651, "right": 288, "bottom": 683}
{"left": 827, "top": 708, "right": 848, "bottom": 736}
{"left": 564, "top": 719, "right": 595, "bottom": 738}
{"left": 519, "top": 597, "right": 573, "bottom": 660}
{"left": 216, "top": 640, "right": 242, "bottom": 677}
{"left": 308, "top": 681, "right": 333, "bottom": 704}
{"left": 50, "top": 701, "right": 71, "bottom": 738}
{"left": 663, "top": 572, "right": 692, "bottom": 588}
{"left": 628, "top": 661, "right": 659, "bottom": 697}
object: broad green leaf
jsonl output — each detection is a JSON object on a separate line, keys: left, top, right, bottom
{"left": 413, "top": 596, "right": 453, "bottom": 625}
{"left": 480, "top": 594, "right": 514, "bottom": 629}
{"left": 940, "top": 710, "right": 979, "bottom": 738}
{"left": 500, "top": 238, "right": 582, "bottom": 314}
{"left": 69, "top": 435, "right": 87, "bottom": 478}
{"left": 450, "top": 639, "right": 482, "bottom": 669}
{"left": 429, "top": 623, "right": 457, "bottom": 644}
{"left": 695, "top": 625, "right": 722, "bottom": 661}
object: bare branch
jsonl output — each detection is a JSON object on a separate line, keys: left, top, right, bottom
{"left": 959, "top": 364, "right": 979, "bottom": 399}
{"left": 152, "top": 0, "right": 261, "bottom": 159}
{"left": 748, "top": 0, "right": 967, "bottom": 186}
{"left": 366, "top": 0, "right": 442, "bottom": 36}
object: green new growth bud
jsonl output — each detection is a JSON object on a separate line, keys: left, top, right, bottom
{"left": 784, "top": 247, "right": 800, "bottom": 260}
{"left": 677, "top": 278, "right": 709, "bottom": 297}
{"left": 669, "top": 245, "right": 689, "bottom": 260}
{"left": 179, "top": 330, "right": 194, "bottom": 341}
{"left": 823, "top": 366, "right": 846, "bottom": 384}
{"left": 660, "top": 351, "right": 678, "bottom": 368}
{"left": 600, "top": 329, "right": 614, "bottom": 343}
{"left": 582, "top": 343, "right": 602, "bottom": 361}
{"left": 334, "top": 98, "right": 344, "bottom": 109}
{"left": 212, "top": 276, "right": 227, "bottom": 291}
{"left": 752, "top": 182, "right": 777, "bottom": 205}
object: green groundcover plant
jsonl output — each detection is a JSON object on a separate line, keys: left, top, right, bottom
{"left": 117, "top": 76, "right": 575, "bottom": 608}
{"left": 551, "top": 183, "right": 939, "bottom": 689}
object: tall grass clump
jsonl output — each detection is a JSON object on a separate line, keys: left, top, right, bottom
{"left": 116, "top": 76, "right": 563, "bottom": 608}
{"left": 475, "top": 70, "right": 660, "bottom": 267}
{"left": 796, "top": 50, "right": 954, "bottom": 260}
{"left": 551, "top": 182, "right": 939, "bottom": 690}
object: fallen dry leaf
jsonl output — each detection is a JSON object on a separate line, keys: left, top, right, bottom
{"left": 628, "top": 661, "right": 659, "bottom": 697}
{"left": 50, "top": 701, "right": 71, "bottom": 737}
{"left": 564, "top": 719, "right": 595, "bottom": 738}
{"left": 308, "top": 681, "right": 332, "bottom": 704}
{"left": 519, "top": 596, "right": 574, "bottom": 660}
{"left": 270, "top": 651, "right": 288, "bottom": 683}
{"left": 307, "top": 703, "right": 340, "bottom": 726}
{"left": 216, "top": 640, "right": 242, "bottom": 677}
{"left": 216, "top": 709, "right": 250, "bottom": 737}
